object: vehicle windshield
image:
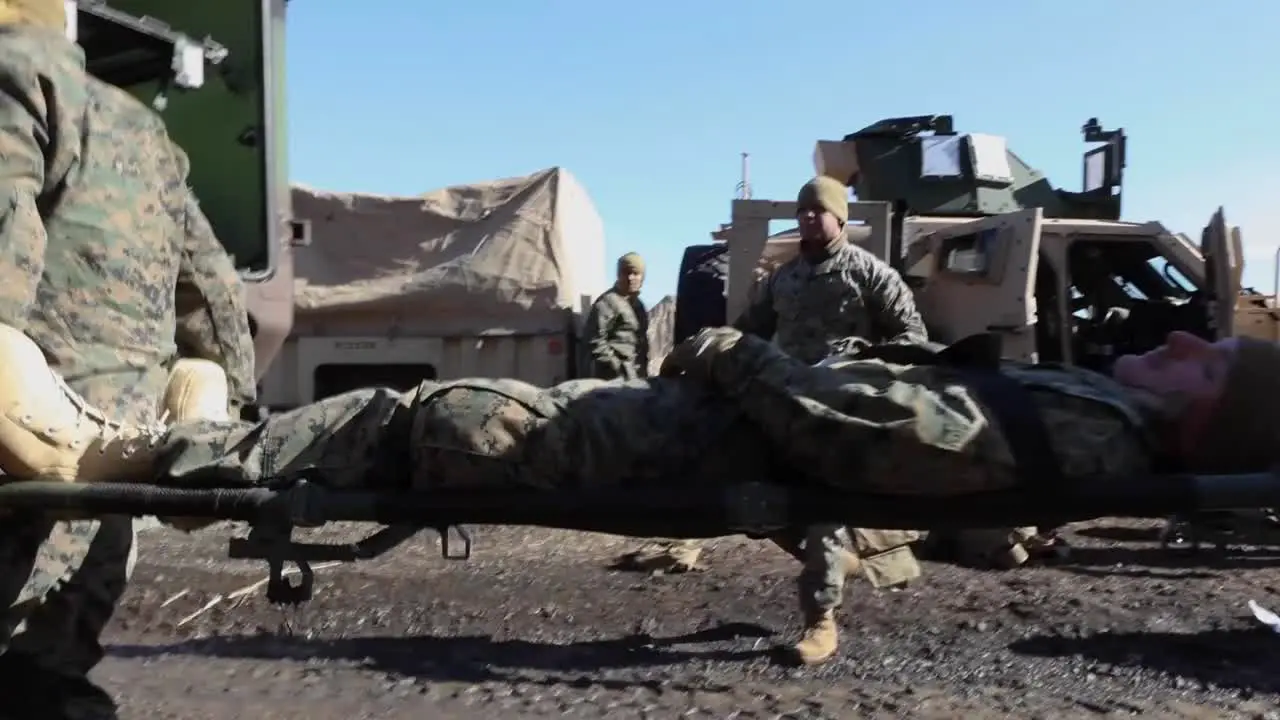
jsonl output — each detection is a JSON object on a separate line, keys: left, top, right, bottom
{"left": 1068, "top": 239, "right": 1200, "bottom": 320}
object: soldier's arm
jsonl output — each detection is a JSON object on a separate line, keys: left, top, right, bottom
{"left": 174, "top": 184, "right": 257, "bottom": 412}
{"left": 673, "top": 328, "right": 987, "bottom": 488}
{"left": 731, "top": 274, "right": 778, "bottom": 339}
{"left": 857, "top": 253, "right": 928, "bottom": 344}
{"left": 583, "top": 296, "right": 622, "bottom": 374}
{"left": 0, "top": 61, "right": 57, "bottom": 328}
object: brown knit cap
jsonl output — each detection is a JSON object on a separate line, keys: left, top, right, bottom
{"left": 797, "top": 176, "right": 849, "bottom": 224}
{"left": 617, "top": 252, "right": 645, "bottom": 273}
{"left": 0, "top": 0, "right": 66, "bottom": 28}
{"left": 1187, "top": 337, "right": 1280, "bottom": 473}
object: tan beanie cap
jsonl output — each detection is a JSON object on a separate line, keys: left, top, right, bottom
{"left": 617, "top": 252, "right": 645, "bottom": 273}
{"left": 797, "top": 176, "right": 849, "bottom": 224}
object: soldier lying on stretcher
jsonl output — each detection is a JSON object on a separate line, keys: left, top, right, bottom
{"left": 0, "top": 321, "right": 1269, "bottom": 530}
{"left": 0, "top": 325, "right": 1271, "bottom": 655}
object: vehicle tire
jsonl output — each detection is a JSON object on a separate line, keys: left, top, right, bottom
{"left": 674, "top": 244, "right": 729, "bottom": 344}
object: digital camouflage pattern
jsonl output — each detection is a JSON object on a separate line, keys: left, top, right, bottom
{"left": 583, "top": 288, "right": 649, "bottom": 380}
{"left": 733, "top": 239, "right": 928, "bottom": 365}
{"left": 678, "top": 328, "right": 1156, "bottom": 494}
{"left": 159, "top": 374, "right": 773, "bottom": 492}
{"left": 151, "top": 331, "right": 1155, "bottom": 515}
{"left": 727, "top": 236, "right": 930, "bottom": 612}
{"left": 173, "top": 190, "right": 257, "bottom": 413}
{"left": 0, "top": 26, "right": 253, "bottom": 685}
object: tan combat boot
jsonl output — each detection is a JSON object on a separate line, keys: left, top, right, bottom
{"left": 793, "top": 608, "right": 839, "bottom": 666}
{"left": 0, "top": 324, "right": 168, "bottom": 483}
{"left": 791, "top": 546, "right": 853, "bottom": 666}
{"left": 157, "top": 358, "right": 232, "bottom": 532}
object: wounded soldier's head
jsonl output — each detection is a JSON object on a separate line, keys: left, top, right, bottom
{"left": 1114, "top": 331, "right": 1280, "bottom": 472}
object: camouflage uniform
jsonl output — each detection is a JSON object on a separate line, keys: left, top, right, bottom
{"left": 159, "top": 374, "right": 775, "bottom": 494}
{"left": 685, "top": 329, "right": 1153, "bottom": 494}
{"left": 583, "top": 254, "right": 649, "bottom": 381}
{"left": 0, "top": 17, "right": 253, "bottom": 717}
{"left": 649, "top": 178, "right": 923, "bottom": 660}
{"left": 733, "top": 230, "right": 927, "bottom": 363}
{"left": 734, "top": 210, "right": 929, "bottom": 596}
{"left": 150, "top": 330, "right": 1151, "bottom": 513}
{"left": 584, "top": 288, "right": 648, "bottom": 380}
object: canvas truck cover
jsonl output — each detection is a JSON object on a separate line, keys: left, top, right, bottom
{"left": 291, "top": 167, "right": 607, "bottom": 336}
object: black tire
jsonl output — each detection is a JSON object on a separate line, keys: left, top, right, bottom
{"left": 674, "top": 244, "right": 729, "bottom": 344}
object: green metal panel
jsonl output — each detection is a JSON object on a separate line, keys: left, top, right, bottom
{"left": 105, "top": 0, "right": 281, "bottom": 274}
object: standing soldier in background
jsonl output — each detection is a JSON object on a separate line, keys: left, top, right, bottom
{"left": 0, "top": 2, "right": 255, "bottom": 716}
{"left": 583, "top": 253, "right": 650, "bottom": 380}
{"left": 618, "top": 176, "right": 930, "bottom": 666}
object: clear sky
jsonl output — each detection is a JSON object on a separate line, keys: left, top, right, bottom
{"left": 285, "top": 0, "right": 1278, "bottom": 307}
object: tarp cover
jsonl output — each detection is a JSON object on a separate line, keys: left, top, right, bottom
{"left": 292, "top": 167, "right": 606, "bottom": 336}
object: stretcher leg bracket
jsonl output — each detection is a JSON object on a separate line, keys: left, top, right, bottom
{"left": 226, "top": 520, "right": 473, "bottom": 604}
{"left": 437, "top": 525, "right": 473, "bottom": 560}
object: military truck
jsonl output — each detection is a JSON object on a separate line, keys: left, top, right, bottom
{"left": 678, "top": 115, "right": 1271, "bottom": 379}
{"left": 77, "top": 0, "right": 297, "bottom": 415}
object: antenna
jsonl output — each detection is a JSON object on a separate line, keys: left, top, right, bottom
{"left": 735, "top": 152, "right": 752, "bottom": 199}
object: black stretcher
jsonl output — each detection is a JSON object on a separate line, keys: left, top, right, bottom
{"left": 0, "top": 470, "right": 1276, "bottom": 604}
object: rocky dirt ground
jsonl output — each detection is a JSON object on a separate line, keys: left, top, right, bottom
{"left": 95, "top": 519, "right": 1280, "bottom": 719}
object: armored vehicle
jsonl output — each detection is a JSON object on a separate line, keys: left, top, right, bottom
{"left": 677, "top": 114, "right": 1273, "bottom": 378}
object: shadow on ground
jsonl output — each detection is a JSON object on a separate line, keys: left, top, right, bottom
{"left": 108, "top": 622, "right": 782, "bottom": 686}
{"left": 1048, "top": 521, "right": 1280, "bottom": 578}
{"left": 1010, "top": 628, "right": 1280, "bottom": 695}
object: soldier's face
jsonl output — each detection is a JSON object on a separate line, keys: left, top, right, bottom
{"left": 618, "top": 268, "right": 643, "bottom": 293}
{"left": 1113, "top": 331, "right": 1235, "bottom": 402}
{"left": 797, "top": 206, "right": 842, "bottom": 244}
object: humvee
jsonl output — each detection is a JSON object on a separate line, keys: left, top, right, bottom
{"left": 75, "top": 0, "right": 298, "bottom": 416}
{"left": 678, "top": 113, "right": 1269, "bottom": 376}
{"left": 675, "top": 114, "right": 1276, "bottom": 551}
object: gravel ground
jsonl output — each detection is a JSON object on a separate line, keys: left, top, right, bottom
{"left": 94, "top": 519, "right": 1280, "bottom": 719}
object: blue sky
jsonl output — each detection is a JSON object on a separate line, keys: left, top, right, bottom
{"left": 285, "top": 0, "right": 1278, "bottom": 307}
